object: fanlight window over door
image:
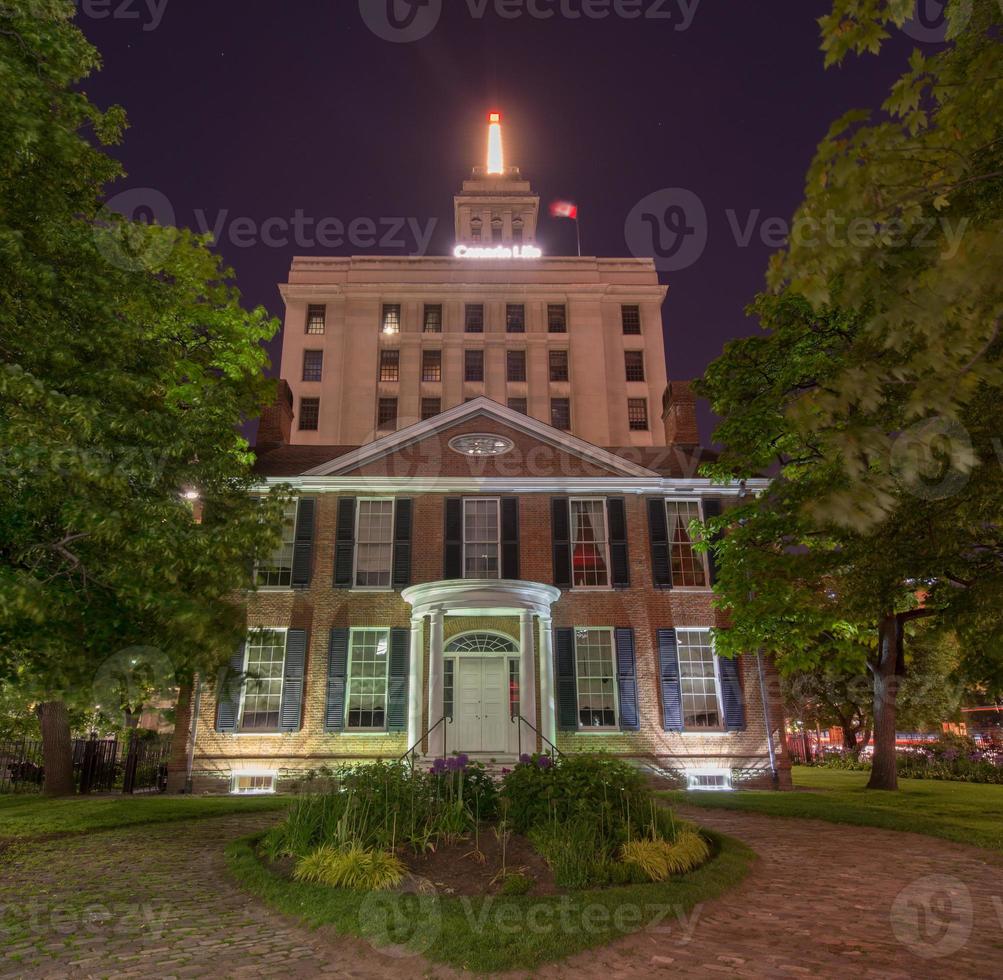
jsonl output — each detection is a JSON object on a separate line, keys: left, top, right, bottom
{"left": 445, "top": 633, "right": 518, "bottom": 655}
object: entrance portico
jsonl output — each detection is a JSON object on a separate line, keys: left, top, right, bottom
{"left": 401, "top": 580, "right": 561, "bottom": 758}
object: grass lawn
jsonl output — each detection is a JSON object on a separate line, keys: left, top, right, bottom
{"left": 662, "top": 769, "right": 1003, "bottom": 853}
{"left": 227, "top": 830, "right": 754, "bottom": 973}
{"left": 0, "top": 793, "right": 290, "bottom": 841}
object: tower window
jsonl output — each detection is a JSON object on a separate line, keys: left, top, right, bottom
{"left": 379, "top": 349, "right": 400, "bottom": 382}
{"left": 423, "top": 304, "right": 442, "bottom": 333}
{"left": 377, "top": 398, "right": 398, "bottom": 431}
{"left": 512, "top": 220, "right": 524, "bottom": 244}
{"left": 508, "top": 397, "right": 528, "bottom": 415}
{"left": 547, "top": 305, "right": 567, "bottom": 334}
{"left": 551, "top": 398, "right": 571, "bottom": 430}
{"left": 422, "top": 349, "right": 442, "bottom": 382}
{"left": 628, "top": 398, "right": 649, "bottom": 431}
{"left": 465, "top": 304, "right": 484, "bottom": 333}
{"left": 381, "top": 304, "right": 401, "bottom": 335}
{"left": 421, "top": 397, "right": 441, "bottom": 420}
{"left": 306, "top": 305, "right": 326, "bottom": 335}
{"left": 549, "top": 350, "right": 569, "bottom": 383}
{"left": 506, "top": 304, "right": 525, "bottom": 333}
{"left": 621, "top": 305, "right": 641, "bottom": 335}
{"left": 507, "top": 350, "right": 527, "bottom": 383}
{"left": 470, "top": 218, "right": 482, "bottom": 243}
{"left": 298, "top": 397, "right": 320, "bottom": 431}
{"left": 625, "top": 351, "right": 645, "bottom": 382}
{"left": 465, "top": 349, "right": 484, "bottom": 383}
{"left": 491, "top": 219, "right": 503, "bottom": 242}
{"left": 302, "top": 350, "right": 323, "bottom": 382}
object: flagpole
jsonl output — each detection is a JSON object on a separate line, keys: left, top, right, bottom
{"left": 576, "top": 214, "right": 581, "bottom": 257}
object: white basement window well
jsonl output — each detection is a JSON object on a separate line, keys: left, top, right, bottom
{"left": 686, "top": 768, "right": 733, "bottom": 792}
{"left": 231, "top": 772, "right": 277, "bottom": 795}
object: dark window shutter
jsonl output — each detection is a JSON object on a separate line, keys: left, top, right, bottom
{"left": 325, "top": 628, "right": 350, "bottom": 732}
{"left": 215, "top": 643, "right": 246, "bottom": 732}
{"left": 555, "top": 627, "right": 578, "bottom": 730}
{"left": 501, "top": 497, "right": 520, "bottom": 579}
{"left": 386, "top": 627, "right": 409, "bottom": 732}
{"left": 551, "top": 498, "right": 571, "bottom": 588}
{"left": 392, "top": 499, "right": 413, "bottom": 587}
{"left": 291, "top": 499, "right": 315, "bottom": 588}
{"left": 444, "top": 498, "right": 463, "bottom": 579}
{"left": 657, "top": 629, "right": 683, "bottom": 731}
{"left": 718, "top": 655, "right": 746, "bottom": 731}
{"left": 279, "top": 630, "right": 307, "bottom": 732}
{"left": 647, "top": 498, "right": 672, "bottom": 589}
{"left": 614, "top": 627, "right": 639, "bottom": 730}
{"left": 334, "top": 498, "right": 356, "bottom": 587}
{"left": 702, "top": 498, "right": 722, "bottom": 586}
{"left": 608, "top": 498, "right": 630, "bottom": 589}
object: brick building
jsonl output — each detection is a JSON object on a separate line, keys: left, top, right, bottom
{"left": 169, "top": 114, "right": 789, "bottom": 794}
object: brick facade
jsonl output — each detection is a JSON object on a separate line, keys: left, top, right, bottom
{"left": 171, "top": 420, "right": 789, "bottom": 794}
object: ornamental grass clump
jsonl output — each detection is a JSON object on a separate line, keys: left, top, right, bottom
{"left": 292, "top": 844, "right": 405, "bottom": 890}
{"left": 620, "top": 832, "right": 711, "bottom": 882}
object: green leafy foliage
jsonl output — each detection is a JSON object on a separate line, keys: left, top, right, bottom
{"left": 620, "top": 832, "right": 711, "bottom": 882}
{"left": 292, "top": 844, "right": 405, "bottom": 890}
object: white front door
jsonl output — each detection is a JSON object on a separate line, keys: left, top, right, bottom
{"left": 456, "top": 657, "right": 507, "bottom": 753}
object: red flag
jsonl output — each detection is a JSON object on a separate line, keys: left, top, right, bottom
{"left": 550, "top": 200, "right": 578, "bottom": 220}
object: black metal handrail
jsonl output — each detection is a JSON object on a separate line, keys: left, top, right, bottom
{"left": 516, "top": 714, "right": 563, "bottom": 761}
{"left": 399, "top": 715, "right": 446, "bottom": 769}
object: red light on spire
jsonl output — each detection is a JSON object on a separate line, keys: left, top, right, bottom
{"left": 488, "top": 111, "right": 501, "bottom": 123}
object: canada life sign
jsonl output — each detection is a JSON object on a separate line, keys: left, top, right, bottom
{"left": 453, "top": 244, "right": 543, "bottom": 259}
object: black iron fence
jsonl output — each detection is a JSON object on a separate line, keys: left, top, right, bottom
{"left": 0, "top": 732, "right": 172, "bottom": 795}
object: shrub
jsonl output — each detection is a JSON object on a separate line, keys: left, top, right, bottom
{"left": 529, "top": 817, "right": 614, "bottom": 889}
{"left": 292, "top": 844, "right": 405, "bottom": 890}
{"left": 621, "top": 832, "right": 711, "bottom": 882}
{"left": 499, "top": 873, "right": 534, "bottom": 896}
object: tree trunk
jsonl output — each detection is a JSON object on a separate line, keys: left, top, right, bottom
{"left": 867, "top": 614, "right": 901, "bottom": 790}
{"left": 36, "top": 700, "right": 75, "bottom": 797}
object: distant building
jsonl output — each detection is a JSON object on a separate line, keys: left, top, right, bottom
{"left": 169, "top": 114, "right": 789, "bottom": 795}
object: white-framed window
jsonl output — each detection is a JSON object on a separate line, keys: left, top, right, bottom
{"left": 687, "top": 768, "right": 732, "bottom": 791}
{"left": 665, "top": 500, "right": 709, "bottom": 588}
{"left": 346, "top": 629, "right": 390, "bottom": 731}
{"left": 676, "top": 628, "right": 724, "bottom": 730}
{"left": 239, "top": 629, "right": 288, "bottom": 732}
{"left": 354, "top": 499, "right": 395, "bottom": 588}
{"left": 571, "top": 498, "right": 611, "bottom": 588}
{"left": 463, "top": 497, "right": 500, "bottom": 579}
{"left": 254, "top": 502, "right": 298, "bottom": 588}
{"left": 231, "top": 772, "right": 277, "bottom": 795}
{"left": 575, "top": 628, "right": 618, "bottom": 729}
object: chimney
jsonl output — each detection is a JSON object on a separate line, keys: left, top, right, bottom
{"left": 257, "top": 380, "right": 294, "bottom": 447}
{"left": 662, "top": 381, "right": 700, "bottom": 447}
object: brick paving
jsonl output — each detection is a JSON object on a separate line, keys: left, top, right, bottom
{"left": 1, "top": 808, "right": 1001, "bottom": 979}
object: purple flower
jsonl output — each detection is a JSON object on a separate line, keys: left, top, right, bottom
{"left": 942, "top": 749, "right": 959, "bottom": 762}
{"left": 456, "top": 753, "right": 470, "bottom": 768}
{"left": 519, "top": 753, "right": 532, "bottom": 764}
{"left": 431, "top": 757, "right": 448, "bottom": 775}
{"left": 500, "top": 767, "right": 511, "bottom": 774}
{"left": 537, "top": 755, "right": 553, "bottom": 769}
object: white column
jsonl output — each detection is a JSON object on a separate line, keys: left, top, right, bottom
{"left": 426, "top": 609, "right": 445, "bottom": 758}
{"left": 519, "top": 611, "right": 538, "bottom": 750}
{"left": 538, "top": 616, "right": 556, "bottom": 746}
{"left": 406, "top": 615, "right": 424, "bottom": 750}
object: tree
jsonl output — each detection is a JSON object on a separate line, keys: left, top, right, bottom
{"left": 768, "top": 0, "right": 1003, "bottom": 526}
{"left": 0, "top": 1, "right": 287, "bottom": 794}
{"left": 700, "top": 294, "right": 1003, "bottom": 789}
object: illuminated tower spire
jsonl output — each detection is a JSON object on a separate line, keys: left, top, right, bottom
{"left": 486, "top": 111, "right": 504, "bottom": 174}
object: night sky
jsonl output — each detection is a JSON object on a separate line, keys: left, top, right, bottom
{"left": 78, "top": 0, "right": 923, "bottom": 442}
